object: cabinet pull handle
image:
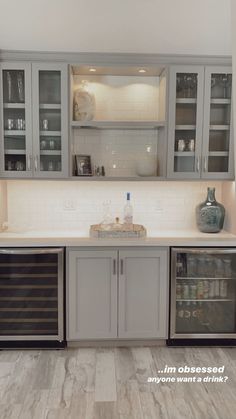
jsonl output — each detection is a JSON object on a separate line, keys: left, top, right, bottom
{"left": 113, "top": 259, "right": 116, "bottom": 275}
{"left": 196, "top": 156, "right": 200, "bottom": 172}
{"left": 120, "top": 259, "right": 124, "bottom": 275}
{"left": 34, "top": 155, "right": 38, "bottom": 171}
{"left": 204, "top": 156, "right": 208, "bottom": 172}
{"left": 27, "top": 155, "right": 31, "bottom": 171}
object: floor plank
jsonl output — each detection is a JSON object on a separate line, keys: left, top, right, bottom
{"left": 0, "top": 346, "right": 235, "bottom": 419}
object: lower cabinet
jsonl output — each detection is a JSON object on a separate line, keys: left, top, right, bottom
{"left": 67, "top": 247, "right": 169, "bottom": 340}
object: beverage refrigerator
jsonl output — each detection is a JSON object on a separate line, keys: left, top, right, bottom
{"left": 168, "top": 248, "right": 236, "bottom": 346}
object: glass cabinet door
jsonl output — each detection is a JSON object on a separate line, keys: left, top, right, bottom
{"left": 202, "top": 67, "right": 233, "bottom": 179}
{"left": 0, "top": 63, "right": 32, "bottom": 177}
{"left": 32, "top": 63, "right": 68, "bottom": 177}
{"left": 171, "top": 249, "right": 236, "bottom": 338}
{"left": 167, "top": 66, "right": 204, "bottom": 179}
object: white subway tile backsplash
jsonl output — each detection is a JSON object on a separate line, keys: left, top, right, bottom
{"left": 6, "top": 180, "right": 223, "bottom": 234}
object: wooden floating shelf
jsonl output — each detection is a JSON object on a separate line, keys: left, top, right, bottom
{"left": 4, "top": 149, "right": 26, "bottom": 155}
{"left": 210, "top": 125, "right": 230, "bottom": 131}
{"left": 3, "top": 103, "right": 25, "bottom": 109}
{"left": 176, "top": 98, "right": 197, "bottom": 104}
{"left": 174, "top": 152, "right": 195, "bottom": 157}
{"left": 40, "top": 150, "right": 61, "bottom": 156}
{"left": 208, "top": 151, "right": 229, "bottom": 157}
{"left": 39, "top": 104, "right": 61, "bottom": 110}
{"left": 40, "top": 131, "right": 61, "bottom": 136}
{"left": 4, "top": 130, "right": 25, "bottom": 136}
{"left": 210, "top": 98, "right": 231, "bottom": 105}
{"left": 175, "top": 125, "right": 196, "bottom": 130}
{"left": 71, "top": 120, "right": 166, "bottom": 129}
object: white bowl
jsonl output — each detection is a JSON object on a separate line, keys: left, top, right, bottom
{"left": 136, "top": 157, "right": 158, "bottom": 177}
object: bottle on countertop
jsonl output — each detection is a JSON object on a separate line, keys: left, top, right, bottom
{"left": 123, "top": 192, "right": 133, "bottom": 224}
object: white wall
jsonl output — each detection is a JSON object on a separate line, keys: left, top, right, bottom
{"left": 6, "top": 181, "right": 223, "bottom": 235}
{"left": 0, "top": 181, "right": 7, "bottom": 229}
{"left": 0, "top": 0, "right": 231, "bottom": 55}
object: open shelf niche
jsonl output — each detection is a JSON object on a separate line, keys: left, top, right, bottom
{"left": 69, "top": 64, "right": 168, "bottom": 179}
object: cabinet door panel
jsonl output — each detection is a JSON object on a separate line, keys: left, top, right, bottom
{"left": 118, "top": 249, "right": 168, "bottom": 339}
{"left": 0, "top": 62, "right": 33, "bottom": 177}
{"left": 202, "top": 66, "right": 234, "bottom": 179}
{"left": 67, "top": 250, "right": 117, "bottom": 340}
{"left": 32, "top": 63, "right": 68, "bottom": 178}
{"left": 167, "top": 66, "right": 204, "bottom": 179}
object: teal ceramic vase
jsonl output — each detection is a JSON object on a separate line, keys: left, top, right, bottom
{"left": 196, "top": 187, "right": 225, "bottom": 233}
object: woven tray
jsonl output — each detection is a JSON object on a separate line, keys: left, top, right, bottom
{"left": 90, "top": 223, "right": 146, "bottom": 238}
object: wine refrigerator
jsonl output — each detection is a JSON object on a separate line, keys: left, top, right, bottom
{"left": 168, "top": 247, "right": 236, "bottom": 346}
{"left": 0, "top": 248, "right": 64, "bottom": 348}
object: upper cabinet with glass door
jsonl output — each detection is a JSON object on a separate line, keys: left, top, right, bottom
{"left": 32, "top": 63, "right": 68, "bottom": 177}
{"left": 0, "top": 63, "right": 32, "bottom": 177}
{"left": 0, "top": 62, "right": 68, "bottom": 178}
{"left": 167, "top": 65, "right": 234, "bottom": 180}
{"left": 202, "top": 67, "right": 233, "bottom": 179}
{"left": 167, "top": 66, "right": 205, "bottom": 179}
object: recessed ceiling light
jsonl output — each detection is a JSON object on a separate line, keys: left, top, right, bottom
{"left": 89, "top": 68, "right": 96, "bottom": 72}
{"left": 138, "top": 69, "right": 147, "bottom": 73}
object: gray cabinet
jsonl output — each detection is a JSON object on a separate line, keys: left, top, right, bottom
{"left": 67, "top": 247, "right": 169, "bottom": 341}
{"left": 167, "top": 65, "right": 233, "bottom": 180}
{"left": 67, "top": 249, "right": 118, "bottom": 340}
{"left": 0, "top": 62, "right": 68, "bottom": 178}
{"left": 118, "top": 249, "right": 168, "bottom": 339}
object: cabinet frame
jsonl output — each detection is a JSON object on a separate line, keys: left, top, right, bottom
{"left": 67, "top": 248, "right": 118, "bottom": 340}
{"left": 32, "top": 62, "right": 69, "bottom": 178}
{"left": 202, "top": 66, "right": 234, "bottom": 180}
{"left": 0, "top": 62, "right": 68, "bottom": 179}
{"left": 118, "top": 248, "right": 169, "bottom": 339}
{"left": 167, "top": 65, "right": 234, "bottom": 180}
{"left": 0, "top": 62, "right": 33, "bottom": 178}
{"left": 167, "top": 65, "right": 205, "bottom": 179}
{"left": 66, "top": 246, "right": 169, "bottom": 341}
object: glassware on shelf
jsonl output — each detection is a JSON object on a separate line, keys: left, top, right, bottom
{"left": 48, "top": 161, "right": 54, "bottom": 171}
{"left": 176, "top": 74, "right": 198, "bottom": 98}
{"left": 7, "top": 118, "right": 14, "bottom": 130}
{"left": 219, "top": 74, "right": 232, "bottom": 99}
{"left": 15, "top": 161, "right": 25, "bottom": 171}
{"left": 42, "top": 119, "right": 49, "bottom": 131}
{"left": 16, "top": 119, "right": 25, "bottom": 130}
{"left": 17, "top": 71, "right": 24, "bottom": 102}
{"left": 6, "top": 71, "right": 13, "bottom": 102}
{"left": 40, "top": 140, "right": 47, "bottom": 150}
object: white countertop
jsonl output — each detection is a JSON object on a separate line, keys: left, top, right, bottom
{"left": 0, "top": 229, "right": 235, "bottom": 247}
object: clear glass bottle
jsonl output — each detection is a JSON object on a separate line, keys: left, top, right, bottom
{"left": 123, "top": 192, "right": 133, "bottom": 224}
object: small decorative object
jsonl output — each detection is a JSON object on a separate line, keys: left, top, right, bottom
{"left": 136, "top": 147, "right": 158, "bottom": 177}
{"left": 90, "top": 222, "right": 146, "bottom": 238}
{"left": 73, "top": 80, "right": 95, "bottom": 121}
{"left": 74, "top": 155, "right": 92, "bottom": 176}
{"left": 196, "top": 187, "right": 225, "bottom": 233}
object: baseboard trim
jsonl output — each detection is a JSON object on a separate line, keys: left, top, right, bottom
{"left": 67, "top": 339, "right": 166, "bottom": 347}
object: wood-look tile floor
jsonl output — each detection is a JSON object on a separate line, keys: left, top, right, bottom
{"left": 0, "top": 346, "right": 235, "bottom": 419}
